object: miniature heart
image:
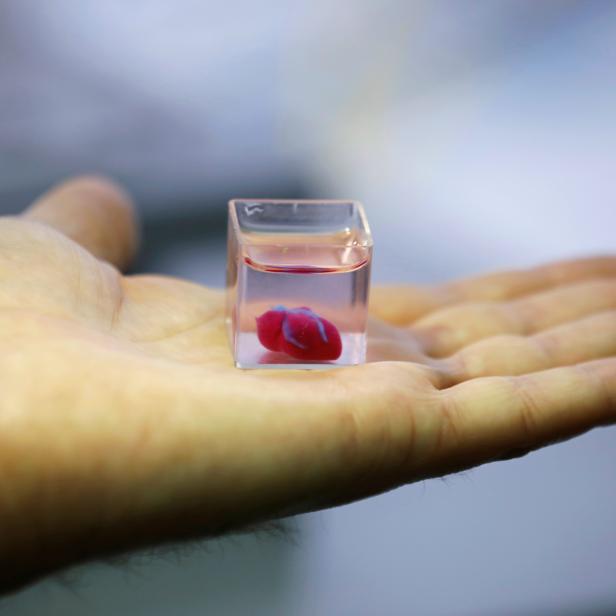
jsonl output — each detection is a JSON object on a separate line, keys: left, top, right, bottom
{"left": 256, "top": 305, "right": 342, "bottom": 361}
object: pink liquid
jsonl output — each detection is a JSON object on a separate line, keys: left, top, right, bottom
{"left": 231, "top": 234, "right": 371, "bottom": 369}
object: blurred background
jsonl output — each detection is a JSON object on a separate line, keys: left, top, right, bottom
{"left": 1, "top": 1, "right": 615, "bottom": 614}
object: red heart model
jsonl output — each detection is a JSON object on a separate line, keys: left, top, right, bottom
{"left": 256, "top": 305, "right": 342, "bottom": 361}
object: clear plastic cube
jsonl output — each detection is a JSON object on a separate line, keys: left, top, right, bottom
{"left": 226, "top": 199, "right": 373, "bottom": 369}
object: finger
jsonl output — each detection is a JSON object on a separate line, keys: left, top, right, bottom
{"left": 369, "top": 284, "right": 452, "bottom": 325}
{"left": 424, "top": 358, "right": 616, "bottom": 477}
{"left": 23, "top": 175, "right": 139, "bottom": 271}
{"left": 414, "top": 278, "right": 616, "bottom": 356}
{"left": 443, "top": 311, "right": 616, "bottom": 383}
{"left": 370, "top": 256, "right": 616, "bottom": 326}
{"left": 445, "top": 255, "right": 616, "bottom": 302}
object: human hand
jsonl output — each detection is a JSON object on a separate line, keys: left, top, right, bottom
{"left": 2, "top": 176, "right": 614, "bottom": 592}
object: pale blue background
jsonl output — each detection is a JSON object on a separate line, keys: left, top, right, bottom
{"left": 1, "top": 2, "right": 615, "bottom": 614}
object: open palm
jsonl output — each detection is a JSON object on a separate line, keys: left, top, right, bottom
{"left": 2, "top": 176, "right": 614, "bottom": 592}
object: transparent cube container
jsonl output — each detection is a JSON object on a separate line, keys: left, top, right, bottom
{"left": 226, "top": 199, "right": 373, "bottom": 369}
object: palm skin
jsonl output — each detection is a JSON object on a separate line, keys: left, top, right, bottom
{"left": 1, "top": 176, "right": 614, "bottom": 592}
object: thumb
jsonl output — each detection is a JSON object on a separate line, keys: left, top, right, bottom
{"left": 23, "top": 175, "right": 139, "bottom": 271}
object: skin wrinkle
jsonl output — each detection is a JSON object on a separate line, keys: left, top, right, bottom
{"left": 105, "top": 263, "right": 128, "bottom": 329}
{"left": 440, "top": 347, "right": 470, "bottom": 386}
{"left": 433, "top": 390, "right": 462, "bottom": 458}
{"left": 115, "top": 277, "right": 225, "bottom": 344}
{"left": 130, "top": 318, "right": 224, "bottom": 346}
{"left": 504, "top": 299, "right": 533, "bottom": 336}
{"left": 110, "top": 280, "right": 125, "bottom": 332}
{"left": 508, "top": 375, "right": 542, "bottom": 444}
{"left": 368, "top": 369, "right": 416, "bottom": 475}
{"left": 532, "top": 330, "right": 562, "bottom": 368}
{"left": 385, "top": 365, "right": 440, "bottom": 473}
{"left": 321, "top": 366, "right": 417, "bottom": 498}
{"left": 509, "top": 296, "right": 544, "bottom": 336}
